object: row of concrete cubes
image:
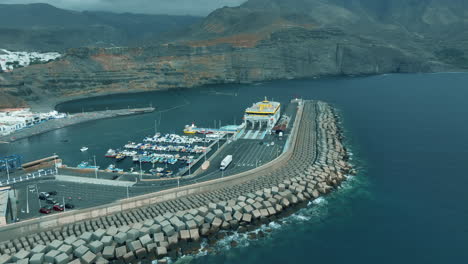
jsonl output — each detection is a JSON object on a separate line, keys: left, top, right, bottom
{"left": 0, "top": 101, "right": 353, "bottom": 263}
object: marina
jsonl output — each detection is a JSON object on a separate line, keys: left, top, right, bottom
{"left": 0, "top": 94, "right": 298, "bottom": 226}
{"left": 0, "top": 98, "right": 356, "bottom": 264}
{"left": 98, "top": 132, "right": 223, "bottom": 177}
{"left": 1, "top": 74, "right": 467, "bottom": 264}
{"left": 0, "top": 97, "right": 299, "bottom": 227}
{"left": 63, "top": 98, "right": 290, "bottom": 180}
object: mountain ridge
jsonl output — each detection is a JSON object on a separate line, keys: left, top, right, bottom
{"left": 0, "top": 0, "right": 467, "bottom": 109}
{"left": 0, "top": 3, "right": 201, "bottom": 52}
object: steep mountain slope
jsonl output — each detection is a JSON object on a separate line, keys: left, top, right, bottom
{"left": 0, "top": 3, "right": 201, "bottom": 51}
{"left": 1, "top": 0, "right": 467, "bottom": 109}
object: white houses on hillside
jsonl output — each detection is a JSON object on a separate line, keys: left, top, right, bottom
{"left": 0, "top": 108, "right": 66, "bottom": 136}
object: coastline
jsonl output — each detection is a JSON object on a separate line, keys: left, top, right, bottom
{"left": 24, "top": 73, "right": 393, "bottom": 112}
{"left": 0, "top": 107, "right": 155, "bottom": 143}
{"left": 28, "top": 87, "right": 172, "bottom": 112}
{"left": 0, "top": 100, "right": 356, "bottom": 263}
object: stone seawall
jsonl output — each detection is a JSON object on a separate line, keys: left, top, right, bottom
{"left": 0, "top": 100, "right": 354, "bottom": 264}
{"left": 0, "top": 107, "right": 155, "bottom": 143}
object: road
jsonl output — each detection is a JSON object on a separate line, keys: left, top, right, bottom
{"left": 14, "top": 180, "right": 128, "bottom": 221}
{"left": 11, "top": 101, "right": 300, "bottom": 222}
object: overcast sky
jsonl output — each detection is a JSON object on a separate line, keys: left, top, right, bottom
{"left": 0, "top": 0, "right": 247, "bottom": 16}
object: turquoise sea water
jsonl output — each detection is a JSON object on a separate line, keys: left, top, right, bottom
{"left": 1, "top": 73, "right": 468, "bottom": 263}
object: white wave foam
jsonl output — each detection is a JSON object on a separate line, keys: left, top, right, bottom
{"left": 291, "top": 214, "right": 311, "bottom": 221}
{"left": 268, "top": 221, "right": 282, "bottom": 229}
{"left": 312, "top": 197, "right": 327, "bottom": 205}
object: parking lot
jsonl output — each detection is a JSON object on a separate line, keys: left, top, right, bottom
{"left": 14, "top": 180, "right": 128, "bottom": 221}
{"left": 193, "top": 133, "right": 285, "bottom": 179}
{"left": 193, "top": 101, "right": 298, "bottom": 182}
{"left": 11, "top": 102, "right": 299, "bottom": 222}
{"left": 11, "top": 133, "right": 286, "bottom": 221}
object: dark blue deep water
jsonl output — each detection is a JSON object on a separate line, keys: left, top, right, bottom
{"left": 1, "top": 73, "right": 468, "bottom": 263}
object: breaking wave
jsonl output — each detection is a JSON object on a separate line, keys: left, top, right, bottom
{"left": 171, "top": 132, "right": 369, "bottom": 264}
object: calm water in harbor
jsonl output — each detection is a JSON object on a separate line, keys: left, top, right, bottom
{"left": 1, "top": 73, "right": 468, "bottom": 263}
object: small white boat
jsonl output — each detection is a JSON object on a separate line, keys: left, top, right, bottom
{"left": 80, "top": 147, "right": 88, "bottom": 152}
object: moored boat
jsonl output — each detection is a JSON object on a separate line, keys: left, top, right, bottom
{"left": 197, "top": 129, "right": 213, "bottom": 135}
{"left": 184, "top": 123, "right": 197, "bottom": 134}
{"left": 77, "top": 161, "right": 99, "bottom": 169}
{"left": 106, "top": 164, "right": 124, "bottom": 173}
{"left": 115, "top": 154, "right": 125, "bottom": 162}
{"left": 105, "top": 149, "right": 117, "bottom": 158}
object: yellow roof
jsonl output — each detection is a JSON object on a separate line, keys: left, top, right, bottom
{"left": 245, "top": 97, "right": 280, "bottom": 114}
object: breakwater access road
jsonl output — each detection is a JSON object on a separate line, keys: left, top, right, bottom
{"left": 0, "top": 107, "right": 155, "bottom": 143}
{"left": 0, "top": 100, "right": 354, "bottom": 263}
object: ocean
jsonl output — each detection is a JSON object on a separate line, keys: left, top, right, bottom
{"left": 1, "top": 73, "right": 467, "bottom": 263}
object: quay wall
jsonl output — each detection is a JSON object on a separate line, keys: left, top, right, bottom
{"left": 0, "top": 100, "right": 355, "bottom": 264}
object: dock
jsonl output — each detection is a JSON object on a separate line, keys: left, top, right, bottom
{"left": 0, "top": 100, "right": 355, "bottom": 264}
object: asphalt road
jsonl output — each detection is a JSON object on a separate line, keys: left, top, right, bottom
{"left": 11, "top": 102, "right": 300, "bottom": 222}
{"left": 12, "top": 134, "right": 287, "bottom": 221}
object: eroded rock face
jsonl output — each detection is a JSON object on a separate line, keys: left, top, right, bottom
{"left": 0, "top": 27, "right": 446, "bottom": 108}
{"left": 1, "top": 0, "right": 467, "bottom": 108}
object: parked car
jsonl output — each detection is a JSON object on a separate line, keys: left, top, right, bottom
{"left": 53, "top": 204, "right": 64, "bottom": 211}
{"left": 48, "top": 191, "right": 57, "bottom": 196}
{"left": 39, "top": 192, "right": 49, "bottom": 200}
{"left": 64, "top": 203, "right": 75, "bottom": 209}
{"left": 39, "top": 206, "right": 52, "bottom": 214}
{"left": 46, "top": 198, "right": 57, "bottom": 204}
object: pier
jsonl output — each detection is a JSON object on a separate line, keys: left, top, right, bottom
{"left": 0, "top": 107, "right": 155, "bottom": 143}
{"left": 0, "top": 100, "right": 353, "bottom": 263}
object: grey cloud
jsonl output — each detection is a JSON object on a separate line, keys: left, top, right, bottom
{"left": 0, "top": 0, "right": 247, "bottom": 16}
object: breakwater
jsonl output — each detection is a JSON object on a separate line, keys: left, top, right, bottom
{"left": 0, "top": 107, "right": 155, "bottom": 143}
{"left": 0, "top": 100, "right": 353, "bottom": 263}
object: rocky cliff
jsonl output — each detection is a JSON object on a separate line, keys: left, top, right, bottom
{"left": 0, "top": 3, "right": 201, "bottom": 52}
{"left": 1, "top": 0, "right": 467, "bottom": 109}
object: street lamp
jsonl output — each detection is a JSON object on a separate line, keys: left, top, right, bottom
{"left": 139, "top": 159, "right": 143, "bottom": 181}
{"left": 204, "top": 133, "right": 207, "bottom": 162}
{"left": 4, "top": 159, "right": 10, "bottom": 182}
{"left": 26, "top": 186, "right": 29, "bottom": 214}
{"left": 93, "top": 155, "right": 98, "bottom": 179}
{"left": 53, "top": 153, "right": 58, "bottom": 174}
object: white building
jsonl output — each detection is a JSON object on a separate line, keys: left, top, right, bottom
{"left": 0, "top": 108, "right": 67, "bottom": 136}
{"left": 0, "top": 123, "right": 20, "bottom": 136}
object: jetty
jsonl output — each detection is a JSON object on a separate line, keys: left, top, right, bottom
{"left": 0, "top": 107, "right": 155, "bottom": 143}
{"left": 0, "top": 100, "right": 354, "bottom": 263}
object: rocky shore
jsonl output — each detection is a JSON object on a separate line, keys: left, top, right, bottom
{"left": 0, "top": 101, "right": 354, "bottom": 263}
{"left": 0, "top": 107, "right": 155, "bottom": 143}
